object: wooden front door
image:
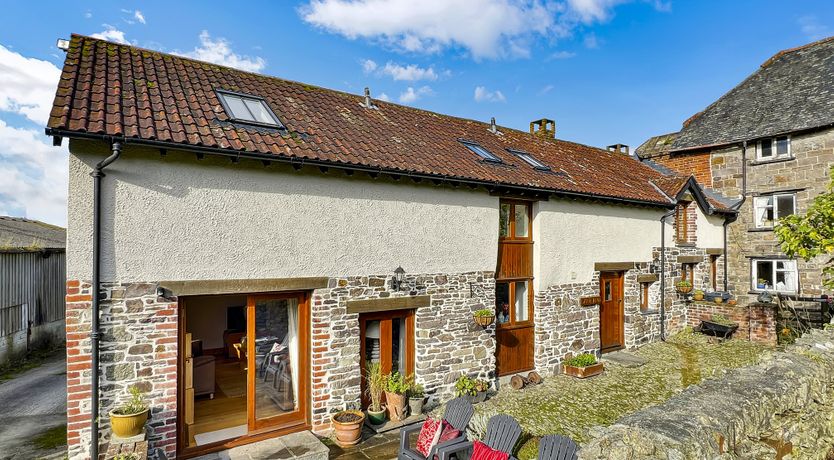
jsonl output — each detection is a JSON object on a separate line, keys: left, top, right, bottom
{"left": 359, "top": 310, "right": 415, "bottom": 407}
{"left": 599, "top": 272, "right": 624, "bottom": 352}
{"left": 495, "top": 200, "right": 535, "bottom": 376}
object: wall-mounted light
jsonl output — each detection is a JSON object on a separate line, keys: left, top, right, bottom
{"left": 392, "top": 266, "right": 406, "bottom": 291}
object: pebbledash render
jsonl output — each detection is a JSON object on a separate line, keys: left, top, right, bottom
{"left": 50, "top": 35, "right": 736, "bottom": 459}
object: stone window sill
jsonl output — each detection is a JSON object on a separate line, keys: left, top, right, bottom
{"left": 747, "top": 227, "right": 774, "bottom": 233}
{"left": 750, "top": 156, "right": 795, "bottom": 166}
{"left": 676, "top": 242, "right": 696, "bottom": 248}
{"left": 640, "top": 309, "right": 660, "bottom": 316}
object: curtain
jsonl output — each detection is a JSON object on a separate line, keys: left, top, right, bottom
{"left": 287, "top": 300, "right": 299, "bottom": 408}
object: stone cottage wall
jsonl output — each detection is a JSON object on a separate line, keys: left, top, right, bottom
{"left": 65, "top": 280, "right": 178, "bottom": 460}
{"left": 309, "top": 271, "right": 495, "bottom": 432}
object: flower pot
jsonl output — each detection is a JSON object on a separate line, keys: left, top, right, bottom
{"left": 408, "top": 397, "right": 424, "bottom": 416}
{"left": 332, "top": 410, "right": 365, "bottom": 446}
{"left": 728, "top": 299, "right": 737, "bottom": 306}
{"left": 366, "top": 407, "right": 386, "bottom": 426}
{"left": 757, "top": 283, "right": 766, "bottom": 290}
{"left": 676, "top": 285, "right": 693, "bottom": 294}
{"left": 474, "top": 314, "right": 495, "bottom": 327}
{"left": 384, "top": 391, "right": 408, "bottom": 421}
{"left": 563, "top": 362, "right": 604, "bottom": 379}
{"left": 473, "top": 391, "right": 487, "bottom": 404}
{"left": 714, "top": 297, "right": 723, "bottom": 304}
{"left": 693, "top": 293, "right": 704, "bottom": 301}
{"left": 109, "top": 408, "right": 149, "bottom": 438}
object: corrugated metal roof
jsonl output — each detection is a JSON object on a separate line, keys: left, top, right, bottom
{"left": 0, "top": 216, "right": 66, "bottom": 251}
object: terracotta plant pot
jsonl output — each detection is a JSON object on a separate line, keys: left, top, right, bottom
{"left": 693, "top": 293, "right": 704, "bottom": 301}
{"left": 384, "top": 391, "right": 408, "bottom": 421}
{"left": 728, "top": 299, "right": 737, "bottom": 306}
{"left": 332, "top": 410, "right": 365, "bottom": 446}
{"left": 563, "top": 362, "right": 604, "bottom": 379}
{"left": 474, "top": 314, "right": 495, "bottom": 327}
{"left": 366, "top": 407, "right": 386, "bottom": 426}
{"left": 109, "top": 409, "right": 149, "bottom": 438}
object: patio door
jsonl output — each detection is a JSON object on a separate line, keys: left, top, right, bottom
{"left": 359, "top": 310, "right": 415, "bottom": 407}
{"left": 599, "top": 272, "right": 624, "bottom": 352}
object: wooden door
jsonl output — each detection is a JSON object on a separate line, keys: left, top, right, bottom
{"left": 599, "top": 272, "right": 624, "bottom": 352}
{"left": 359, "top": 310, "right": 415, "bottom": 407}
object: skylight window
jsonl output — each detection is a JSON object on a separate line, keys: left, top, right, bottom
{"left": 217, "top": 90, "right": 283, "bottom": 128}
{"left": 507, "top": 148, "right": 550, "bottom": 170}
{"left": 460, "top": 140, "right": 502, "bottom": 162}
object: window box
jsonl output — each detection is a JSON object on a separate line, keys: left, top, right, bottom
{"left": 751, "top": 259, "right": 798, "bottom": 293}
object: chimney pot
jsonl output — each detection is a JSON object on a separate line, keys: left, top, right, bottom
{"left": 530, "top": 118, "right": 556, "bottom": 139}
{"left": 363, "top": 87, "right": 373, "bottom": 108}
{"left": 489, "top": 117, "right": 497, "bottom": 134}
{"left": 607, "top": 144, "right": 630, "bottom": 155}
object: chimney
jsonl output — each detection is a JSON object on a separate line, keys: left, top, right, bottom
{"left": 489, "top": 117, "right": 498, "bottom": 134}
{"left": 530, "top": 118, "right": 555, "bottom": 139}
{"left": 362, "top": 87, "right": 375, "bottom": 109}
{"left": 607, "top": 144, "right": 630, "bottom": 155}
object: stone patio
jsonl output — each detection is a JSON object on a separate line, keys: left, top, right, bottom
{"left": 324, "top": 426, "right": 403, "bottom": 460}
{"left": 191, "top": 431, "right": 328, "bottom": 460}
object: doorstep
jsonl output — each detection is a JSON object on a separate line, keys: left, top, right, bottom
{"left": 191, "top": 431, "right": 328, "bottom": 460}
{"left": 364, "top": 414, "right": 426, "bottom": 434}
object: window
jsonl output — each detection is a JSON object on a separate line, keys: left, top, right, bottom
{"left": 681, "top": 263, "right": 695, "bottom": 284}
{"left": 499, "top": 201, "right": 531, "bottom": 240}
{"left": 675, "top": 203, "right": 690, "bottom": 243}
{"left": 756, "top": 135, "right": 791, "bottom": 160}
{"left": 710, "top": 255, "right": 719, "bottom": 291}
{"left": 217, "top": 90, "right": 284, "bottom": 127}
{"left": 461, "top": 141, "right": 502, "bottom": 162}
{"left": 640, "top": 283, "right": 650, "bottom": 312}
{"left": 495, "top": 281, "right": 531, "bottom": 325}
{"left": 752, "top": 259, "right": 798, "bottom": 292}
{"left": 507, "top": 149, "right": 550, "bottom": 170}
{"left": 753, "top": 194, "right": 795, "bottom": 228}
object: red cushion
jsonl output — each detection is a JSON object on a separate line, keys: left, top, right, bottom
{"left": 471, "top": 440, "right": 509, "bottom": 460}
{"left": 432, "top": 421, "right": 462, "bottom": 459}
{"left": 415, "top": 418, "right": 441, "bottom": 457}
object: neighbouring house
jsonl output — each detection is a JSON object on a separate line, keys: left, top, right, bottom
{"left": 47, "top": 35, "right": 734, "bottom": 459}
{"left": 0, "top": 216, "right": 66, "bottom": 365}
{"left": 637, "top": 35, "right": 834, "bottom": 331}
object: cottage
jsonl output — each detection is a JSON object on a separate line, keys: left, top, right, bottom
{"left": 47, "top": 35, "right": 732, "bottom": 459}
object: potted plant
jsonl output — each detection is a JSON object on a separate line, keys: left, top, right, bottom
{"left": 454, "top": 374, "right": 477, "bottom": 402}
{"left": 407, "top": 379, "right": 425, "bottom": 416}
{"left": 384, "top": 371, "right": 408, "bottom": 421}
{"left": 698, "top": 314, "right": 739, "bottom": 339}
{"left": 757, "top": 278, "right": 768, "bottom": 290}
{"left": 473, "top": 379, "right": 490, "bottom": 403}
{"left": 562, "top": 353, "right": 604, "bottom": 379}
{"left": 365, "top": 362, "right": 386, "bottom": 425}
{"left": 692, "top": 289, "right": 705, "bottom": 301}
{"left": 473, "top": 308, "right": 495, "bottom": 327}
{"left": 109, "top": 385, "right": 149, "bottom": 438}
{"left": 727, "top": 298, "right": 738, "bottom": 306}
{"left": 714, "top": 295, "right": 724, "bottom": 304}
{"left": 331, "top": 409, "right": 365, "bottom": 446}
{"left": 675, "top": 279, "right": 693, "bottom": 294}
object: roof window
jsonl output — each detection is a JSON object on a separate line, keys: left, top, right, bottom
{"left": 217, "top": 90, "right": 284, "bottom": 128}
{"left": 460, "top": 140, "right": 502, "bottom": 163}
{"left": 507, "top": 148, "right": 550, "bottom": 170}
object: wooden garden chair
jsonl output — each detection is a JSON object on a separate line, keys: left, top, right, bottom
{"left": 537, "top": 434, "right": 579, "bottom": 460}
{"left": 398, "top": 397, "right": 475, "bottom": 460}
{"left": 436, "top": 414, "right": 522, "bottom": 460}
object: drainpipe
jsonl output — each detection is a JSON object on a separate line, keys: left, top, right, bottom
{"left": 659, "top": 208, "right": 676, "bottom": 341}
{"left": 90, "top": 141, "right": 122, "bottom": 460}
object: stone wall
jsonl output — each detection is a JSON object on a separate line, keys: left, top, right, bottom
{"left": 687, "top": 301, "right": 777, "bottom": 344}
{"left": 579, "top": 328, "right": 834, "bottom": 459}
{"left": 309, "top": 271, "right": 495, "bottom": 432}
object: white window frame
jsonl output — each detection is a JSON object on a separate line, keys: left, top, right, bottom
{"left": 752, "top": 193, "right": 796, "bottom": 228}
{"left": 755, "top": 135, "right": 791, "bottom": 161}
{"left": 751, "top": 259, "right": 798, "bottom": 293}
{"left": 461, "top": 140, "right": 502, "bottom": 163}
{"left": 507, "top": 148, "right": 550, "bottom": 170}
{"left": 216, "top": 89, "right": 284, "bottom": 128}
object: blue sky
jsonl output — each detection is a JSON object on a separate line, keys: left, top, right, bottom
{"left": 1, "top": 0, "right": 832, "bottom": 226}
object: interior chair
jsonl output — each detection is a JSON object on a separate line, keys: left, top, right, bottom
{"left": 193, "top": 355, "right": 216, "bottom": 399}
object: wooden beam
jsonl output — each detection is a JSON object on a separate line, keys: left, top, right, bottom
{"left": 346, "top": 295, "right": 431, "bottom": 314}
{"left": 159, "top": 277, "right": 329, "bottom": 297}
{"left": 594, "top": 262, "right": 638, "bottom": 272}
{"left": 678, "top": 255, "right": 703, "bottom": 264}
{"left": 637, "top": 274, "right": 659, "bottom": 283}
{"left": 705, "top": 248, "right": 724, "bottom": 255}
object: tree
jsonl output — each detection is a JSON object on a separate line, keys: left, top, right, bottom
{"left": 775, "top": 167, "right": 834, "bottom": 290}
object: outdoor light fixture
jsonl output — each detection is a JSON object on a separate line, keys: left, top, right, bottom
{"left": 56, "top": 38, "right": 70, "bottom": 51}
{"left": 392, "top": 266, "right": 406, "bottom": 291}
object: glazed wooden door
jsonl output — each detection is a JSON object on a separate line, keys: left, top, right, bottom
{"left": 599, "top": 272, "right": 624, "bottom": 352}
{"left": 359, "top": 310, "right": 415, "bottom": 407}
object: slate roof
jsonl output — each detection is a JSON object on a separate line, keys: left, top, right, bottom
{"left": 47, "top": 35, "right": 701, "bottom": 207}
{"left": 0, "top": 216, "right": 66, "bottom": 251}
{"left": 635, "top": 132, "right": 678, "bottom": 159}
{"left": 672, "top": 35, "right": 834, "bottom": 151}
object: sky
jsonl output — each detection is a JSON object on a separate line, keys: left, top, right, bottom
{"left": 0, "top": 0, "right": 832, "bottom": 226}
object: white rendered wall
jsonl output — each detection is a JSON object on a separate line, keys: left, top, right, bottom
{"left": 67, "top": 141, "right": 499, "bottom": 282}
{"left": 695, "top": 205, "right": 725, "bottom": 249}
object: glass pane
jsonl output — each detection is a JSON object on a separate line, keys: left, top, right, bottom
{"left": 604, "top": 281, "right": 612, "bottom": 301}
{"left": 760, "top": 139, "right": 773, "bottom": 158}
{"left": 776, "top": 195, "right": 794, "bottom": 219}
{"left": 223, "top": 95, "right": 253, "bottom": 121}
{"left": 514, "top": 204, "right": 529, "bottom": 238}
{"left": 465, "top": 143, "right": 499, "bottom": 161}
{"left": 390, "top": 318, "right": 406, "bottom": 375}
{"left": 243, "top": 99, "right": 276, "bottom": 125}
{"left": 514, "top": 281, "right": 529, "bottom": 322}
{"left": 776, "top": 136, "right": 789, "bottom": 156}
{"left": 364, "top": 320, "right": 381, "bottom": 364}
{"left": 496, "top": 283, "right": 510, "bottom": 324}
{"left": 499, "top": 204, "right": 510, "bottom": 237}
{"left": 254, "top": 298, "right": 298, "bottom": 420}
{"left": 755, "top": 261, "right": 773, "bottom": 289}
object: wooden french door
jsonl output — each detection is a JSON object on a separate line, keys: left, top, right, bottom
{"left": 359, "top": 310, "right": 415, "bottom": 407}
{"left": 599, "top": 272, "right": 624, "bottom": 352}
{"left": 495, "top": 200, "right": 535, "bottom": 376}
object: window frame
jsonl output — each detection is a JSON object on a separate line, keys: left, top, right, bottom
{"left": 460, "top": 140, "right": 502, "bottom": 163}
{"left": 675, "top": 202, "right": 690, "bottom": 244}
{"left": 216, "top": 89, "right": 285, "bottom": 129}
{"left": 499, "top": 200, "right": 533, "bottom": 242}
{"left": 506, "top": 148, "right": 550, "bottom": 171}
{"left": 681, "top": 263, "right": 695, "bottom": 284}
{"left": 710, "top": 255, "right": 719, "bottom": 291}
{"left": 750, "top": 258, "right": 799, "bottom": 293}
{"left": 755, "top": 135, "right": 791, "bottom": 161}
{"left": 495, "top": 280, "right": 534, "bottom": 328}
{"left": 640, "top": 283, "right": 650, "bottom": 312}
{"left": 752, "top": 193, "right": 796, "bottom": 228}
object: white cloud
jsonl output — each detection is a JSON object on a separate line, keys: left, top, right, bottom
{"left": 0, "top": 120, "right": 68, "bottom": 226}
{"left": 0, "top": 44, "right": 62, "bottom": 125}
{"left": 84, "top": 11, "right": 92, "bottom": 19}
{"left": 798, "top": 15, "right": 831, "bottom": 41}
{"left": 380, "top": 62, "right": 438, "bottom": 81}
{"left": 538, "top": 84, "right": 555, "bottom": 95}
{"left": 548, "top": 50, "right": 576, "bottom": 60}
{"left": 474, "top": 86, "right": 506, "bottom": 103}
{"left": 377, "top": 92, "right": 391, "bottom": 102}
{"left": 91, "top": 25, "right": 129, "bottom": 44}
{"left": 567, "top": 0, "right": 626, "bottom": 22}
{"left": 362, "top": 58, "right": 378, "bottom": 73}
{"left": 134, "top": 10, "right": 146, "bottom": 24}
{"left": 398, "top": 86, "right": 433, "bottom": 103}
{"left": 177, "top": 31, "right": 266, "bottom": 73}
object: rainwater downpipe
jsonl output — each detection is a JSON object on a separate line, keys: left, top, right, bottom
{"left": 659, "top": 208, "right": 676, "bottom": 341}
{"left": 90, "top": 141, "right": 122, "bottom": 460}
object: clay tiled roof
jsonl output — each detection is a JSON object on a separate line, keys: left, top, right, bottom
{"left": 48, "top": 35, "right": 683, "bottom": 206}
{"left": 0, "top": 216, "right": 66, "bottom": 251}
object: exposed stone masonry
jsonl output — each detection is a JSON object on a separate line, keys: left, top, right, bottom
{"left": 534, "top": 279, "right": 601, "bottom": 374}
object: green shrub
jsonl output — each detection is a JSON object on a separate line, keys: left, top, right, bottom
{"left": 710, "top": 314, "right": 736, "bottom": 327}
{"left": 112, "top": 386, "right": 147, "bottom": 416}
{"left": 384, "top": 372, "right": 409, "bottom": 395}
{"left": 565, "top": 353, "right": 597, "bottom": 367}
{"left": 454, "top": 374, "right": 477, "bottom": 397}
{"left": 473, "top": 308, "right": 494, "bottom": 318}
{"left": 409, "top": 382, "right": 424, "bottom": 398}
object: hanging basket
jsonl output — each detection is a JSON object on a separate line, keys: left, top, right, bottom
{"left": 474, "top": 314, "right": 495, "bottom": 327}
{"left": 676, "top": 284, "right": 693, "bottom": 294}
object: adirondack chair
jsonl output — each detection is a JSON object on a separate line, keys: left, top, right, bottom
{"left": 538, "top": 434, "right": 579, "bottom": 460}
{"left": 399, "top": 397, "right": 475, "bottom": 460}
{"left": 436, "top": 414, "right": 522, "bottom": 460}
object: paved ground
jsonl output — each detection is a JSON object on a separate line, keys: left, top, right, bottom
{"left": 0, "top": 353, "right": 67, "bottom": 460}
{"left": 325, "top": 426, "right": 403, "bottom": 460}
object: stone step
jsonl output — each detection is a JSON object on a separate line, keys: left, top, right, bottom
{"left": 192, "top": 430, "right": 328, "bottom": 460}
{"left": 601, "top": 350, "right": 648, "bottom": 368}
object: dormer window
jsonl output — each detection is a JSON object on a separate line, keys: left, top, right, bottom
{"left": 460, "top": 140, "right": 501, "bottom": 163}
{"left": 216, "top": 90, "right": 284, "bottom": 128}
{"left": 507, "top": 148, "right": 550, "bottom": 170}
